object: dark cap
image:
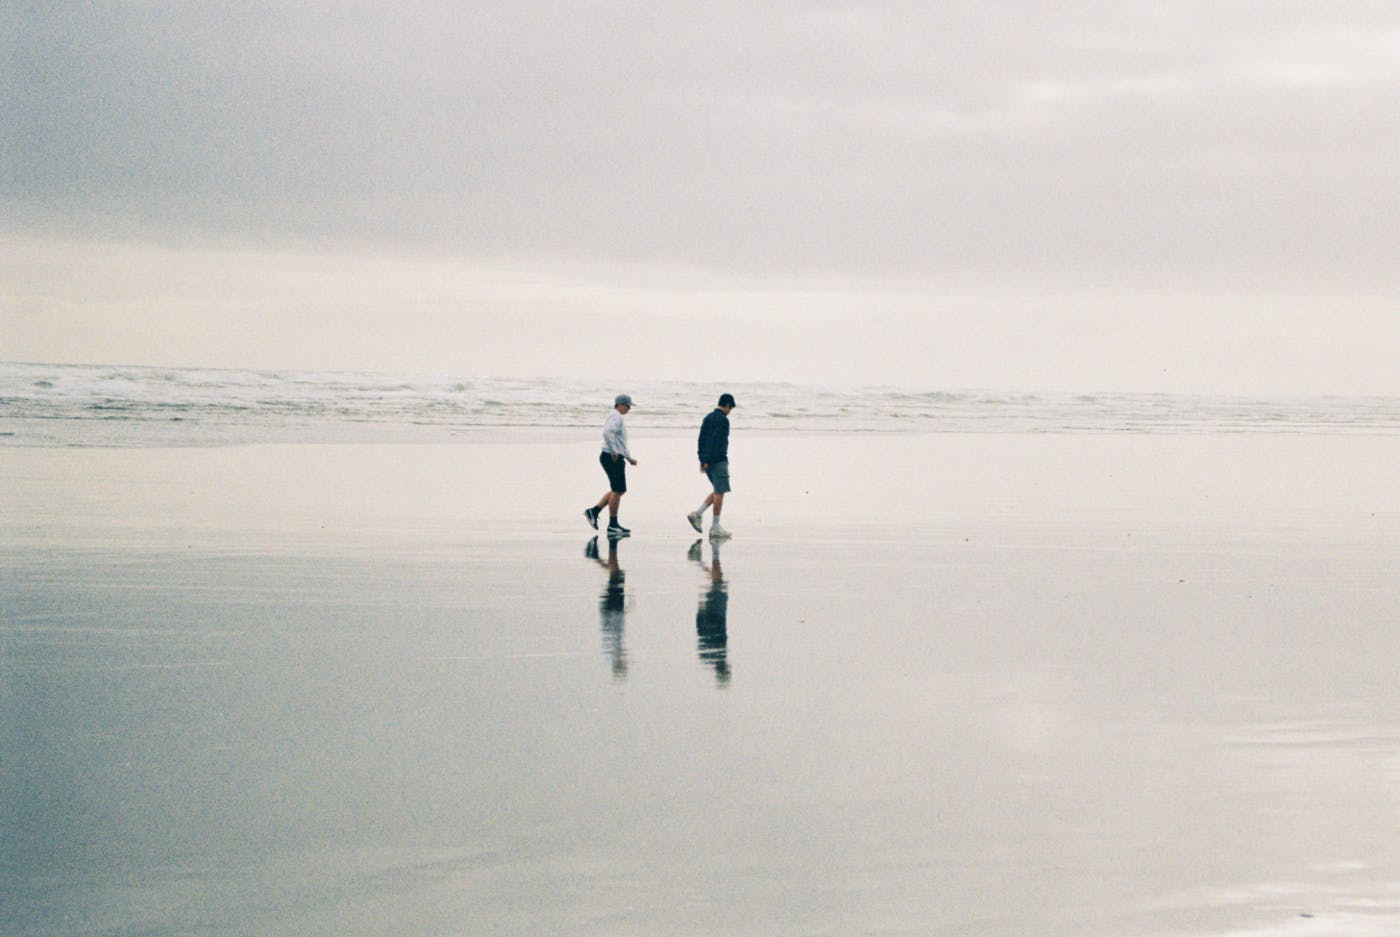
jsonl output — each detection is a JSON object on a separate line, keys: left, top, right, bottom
{"left": 717, "top": 393, "right": 737, "bottom": 407}
{"left": 614, "top": 393, "right": 633, "bottom": 407}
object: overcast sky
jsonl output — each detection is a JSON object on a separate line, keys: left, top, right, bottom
{"left": 3, "top": 1, "right": 1398, "bottom": 393}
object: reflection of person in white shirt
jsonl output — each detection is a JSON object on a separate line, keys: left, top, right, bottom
{"left": 583, "top": 394, "right": 638, "bottom": 537}
{"left": 586, "top": 536, "right": 627, "bottom": 680}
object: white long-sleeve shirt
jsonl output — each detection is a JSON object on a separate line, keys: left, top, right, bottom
{"left": 602, "top": 409, "right": 631, "bottom": 460}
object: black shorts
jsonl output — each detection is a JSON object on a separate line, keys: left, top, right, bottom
{"left": 600, "top": 451, "right": 627, "bottom": 493}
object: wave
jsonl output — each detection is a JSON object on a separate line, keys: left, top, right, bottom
{"left": 2, "top": 361, "right": 1397, "bottom": 448}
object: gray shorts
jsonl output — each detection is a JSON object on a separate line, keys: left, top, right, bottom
{"left": 705, "top": 460, "right": 731, "bottom": 494}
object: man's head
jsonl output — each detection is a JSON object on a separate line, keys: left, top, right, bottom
{"left": 614, "top": 393, "right": 633, "bottom": 412}
{"left": 717, "top": 392, "right": 736, "bottom": 413}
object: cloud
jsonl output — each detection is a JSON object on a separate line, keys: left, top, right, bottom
{"left": 5, "top": 2, "right": 1396, "bottom": 285}
{"left": 4, "top": 2, "right": 1398, "bottom": 392}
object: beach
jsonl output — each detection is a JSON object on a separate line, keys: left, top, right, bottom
{"left": 4, "top": 430, "right": 1399, "bottom": 936}
{"left": 10, "top": 0, "right": 1400, "bottom": 930}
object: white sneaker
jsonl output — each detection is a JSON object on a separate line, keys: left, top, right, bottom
{"left": 686, "top": 511, "right": 703, "bottom": 533}
{"left": 709, "top": 523, "right": 731, "bottom": 540}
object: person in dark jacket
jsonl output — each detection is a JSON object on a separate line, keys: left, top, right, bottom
{"left": 687, "top": 393, "right": 736, "bottom": 539}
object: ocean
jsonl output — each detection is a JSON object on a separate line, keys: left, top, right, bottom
{"left": 3, "top": 360, "right": 1398, "bottom": 447}
{"left": 6, "top": 359, "right": 1400, "bottom": 936}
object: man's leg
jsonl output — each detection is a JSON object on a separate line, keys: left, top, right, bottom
{"left": 607, "top": 491, "right": 631, "bottom": 536}
{"left": 707, "top": 462, "right": 731, "bottom": 537}
{"left": 601, "top": 454, "right": 627, "bottom": 529}
{"left": 710, "top": 492, "right": 724, "bottom": 521}
{"left": 586, "top": 491, "right": 610, "bottom": 529}
{"left": 688, "top": 491, "right": 712, "bottom": 533}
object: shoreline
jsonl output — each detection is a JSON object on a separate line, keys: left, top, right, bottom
{"left": 2, "top": 430, "right": 1394, "bottom": 553}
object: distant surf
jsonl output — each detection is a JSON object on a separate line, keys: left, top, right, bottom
{"left": 2, "top": 361, "right": 1397, "bottom": 447}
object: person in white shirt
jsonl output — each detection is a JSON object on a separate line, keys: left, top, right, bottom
{"left": 584, "top": 394, "right": 638, "bottom": 537}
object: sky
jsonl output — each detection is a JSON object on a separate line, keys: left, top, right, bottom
{"left": 3, "top": 1, "right": 1398, "bottom": 394}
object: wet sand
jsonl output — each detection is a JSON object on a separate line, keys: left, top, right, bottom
{"left": 3, "top": 432, "right": 1399, "bottom": 936}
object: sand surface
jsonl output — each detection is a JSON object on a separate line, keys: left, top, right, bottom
{"left": 3, "top": 431, "right": 1399, "bottom": 936}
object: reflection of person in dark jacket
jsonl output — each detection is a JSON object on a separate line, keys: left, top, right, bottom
{"left": 690, "top": 539, "right": 729, "bottom": 686}
{"left": 586, "top": 536, "right": 627, "bottom": 679}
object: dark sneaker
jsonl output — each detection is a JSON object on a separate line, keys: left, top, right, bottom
{"left": 607, "top": 523, "right": 631, "bottom": 539}
{"left": 584, "top": 506, "right": 600, "bottom": 530}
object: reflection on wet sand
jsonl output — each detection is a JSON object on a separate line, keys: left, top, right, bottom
{"left": 586, "top": 536, "right": 627, "bottom": 679}
{"left": 689, "top": 539, "right": 729, "bottom": 686}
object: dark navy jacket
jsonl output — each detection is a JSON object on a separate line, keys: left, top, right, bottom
{"left": 697, "top": 409, "right": 730, "bottom": 464}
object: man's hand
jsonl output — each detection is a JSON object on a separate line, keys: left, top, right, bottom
{"left": 628, "top": 458, "right": 638, "bottom": 466}
{"left": 700, "top": 463, "right": 708, "bottom": 473}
